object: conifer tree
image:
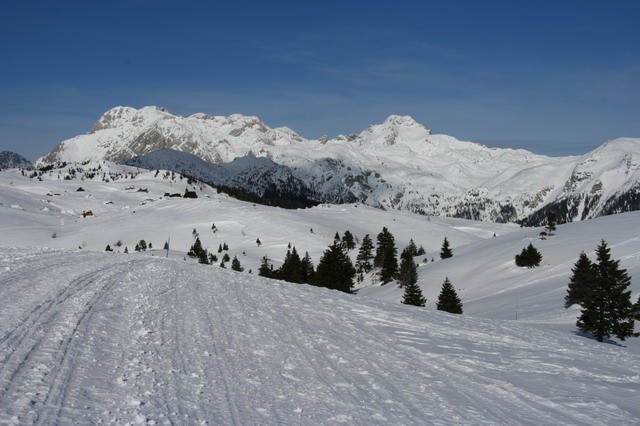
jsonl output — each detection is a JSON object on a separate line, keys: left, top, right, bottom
{"left": 356, "top": 234, "right": 374, "bottom": 274}
{"left": 401, "top": 276, "right": 426, "bottom": 307}
{"left": 187, "top": 237, "right": 205, "bottom": 258}
{"left": 565, "top": 252, "right": 596, "bottom": 307}
{"left": 256, "top": 238, "right": 261, "bottom": 247}
{"left": 405, "top": 239, "right": 418, "bottom": 257}
{"left": 279, "top": 247, "right": 303, "bottom": 283}
{"left": 342, "top": 230, "right": 356, "bottom": 251}
{"left": 546, "top": 212, "right": 557, "bottom": 236}
{"left": 314, "top": 242, "right": 356, "bottom": 293}
{"left": 124, "top": 246, "right": 129, "bottom": 254}
{"left": 397, "top": 255, "right": 418, "bottom": 289}
{"left": 222, "top": 252, "right": 230, "bottom": 263}
{"left": 301, "top": 251, "right": 315, "bottom": 283}
{"left": 231, "top": 256, "right": 243, "bottom": 271}
{"left": 440, "top": 237, "right": 453, "bottom": 259}
{"left": 259, "top": 256, "right": 273, "bottom": 278}
{"left": 416, "top": 245, "right": 426, "bottom": 256}
{"left": 436, "top": 277, "right": 463, "bottom": 314}
{"left": 105, "top": 244, "right": 112, "bottom": 252}
{"left": 577, "top": 240, "right": 636, "bottom": 342}
{"left": 375, "top": 227, "right": 398, "bottom": 284}
{"left": 515, "top": 243, "right": 542, "bottom": 268}
{"left": 163, "top": 241, "right": 169, "bottom": 250}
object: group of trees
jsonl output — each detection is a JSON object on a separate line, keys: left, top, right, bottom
{"left": 187, "top": 236, "right": 242, "bottom": 270}
{"left": 515, "top": 243, "right": 543, "bottom": 268}
{"left": 566, "top": 240, "right": 638, "bottom": 342}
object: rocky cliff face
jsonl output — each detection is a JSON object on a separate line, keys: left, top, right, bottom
{"left": 0, "top": 151, "right": 32, "bottom": 170}
{"left": 38, "top": 106, "right": 640, "bottom": 224}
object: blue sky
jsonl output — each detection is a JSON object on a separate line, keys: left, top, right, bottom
{"left": 1, "top": 0, "right": 639, "bottom": 160}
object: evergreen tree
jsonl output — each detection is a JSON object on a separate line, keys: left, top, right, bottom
{"left": 163, "top": 241, "right": 169, "bottom": 250}
{"left": 217, "top": 244, "right": 223, "bottom": 253}
{"left": 334, "top": 232, "right": 341, "bottom": 245}
{"left": 577, "top": 240, "right": 636, "bottom": 342}
{"left": 124, "top": 246, "right": 129, "bottom": 254}
{"left": 397, "top": 255, "right": 418, "bottom": 289}
{"left": 405, "top": 239, "right": 418, "bottom": 257}
{"left": 231, "top": 256, "right": 243, "bottom": 271}
{"left": 314, "top": 242, "right": 356, "bottom": 293}
{"left": 223, "top": 242, "right": 229, "bottom": 251}
{"left": 256, "top": 238, "right": 261, "bottom": 247}
{"left": 565, "top": 252, "right": 597, "bottom": 307}
{"left": 342, "top": 230, "right": 356, "bottom": 251}
{"left": 546, "top": 212, "right": 557, "bottom": 236}
{"left": 222, "top": 252, "right": 230, "bottom": 263}
{"left": 259, "top": 256, "right": 273, "bottom": 278}
{"left": 401, "top": 276, "right": 426, "bottom": 307}
{"left": 105, "top": 244, "right": 113, "bottom": 252}
{"left": 279, "top": 247, "right": 304, "bottom": 283}
{"left": 187, "top": 237, "right": 205, "bottom": 258}
{"left": 436, "top": 277, "right": 463, "bottom": 314}
{"left": 375, "top": 227, "right": 398, "bottom": 284}
{"left": 356, "top": 234, "right": 374, "bottom": 274}
{"left": 440, "top": 237, "right": 453, "bottom": 259}
{"left": 416, "top": 245, "right": 426, "bottom": 256}
{"left": 515, "top": 243, "right": 542, "bottom": 268}
{"left": 301, "top": 251, "right": 315, "bottom": 283}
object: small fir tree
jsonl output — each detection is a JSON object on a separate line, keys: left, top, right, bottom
{"left": 300, "top": 251, "right": 315, "bottom": 283}
{"left": 515, "top": 243, "right": 542, "bottom": 268}
{"left": 375, "top": 227, "right": 398, "bottom": 284}
{"left": 401, "top": 277, "right": 426, "bottom": 307}
{"left": 565, "top": 251, "right": 596, "bottom": 307}
{"left": 342, "top": 230, "right": 356, "bottom": 251}
{"left": 231, "top": 256, "right": 243, "bottom": 271}
{"left": 436, "top": 277, "right": 463, "bottom": 314}
{"left": 222, "top": 252, "right": 230, "bottom": 263}
{"left": 314, "top": 242, "right": 356, "bottom": 293}
{"left": 545, "top": 212, "right": 557, "bottom": 236}
{"left": 124, "top": 246, "right": 129, "bottom": 254}
{"left": 577, "top": 240, "right": 636, "bottom": 342}
{"left": 258, "top": 256, "right": 273, "bottom": 278}
{"left": 105, "top": 244, "right": 113, "bottom": 252}
{"left": 356, "top": 234, "right": 375, "bottom": 275}
{"left": 397, "top": 255, "right": 418, "bottom": 289}
{"left": 440, "top": 237, "right": 453, "bottom": 259}
{"left": 256, "top": 238, "right": 261, "bottom": 247}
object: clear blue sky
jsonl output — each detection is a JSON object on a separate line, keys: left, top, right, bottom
{"left": 1, "top": 0, "right": 639, "bottom": 161}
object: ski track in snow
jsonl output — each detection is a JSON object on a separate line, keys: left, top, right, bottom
{"left": 1, "top": 248, "right": 639, "bottom": 424}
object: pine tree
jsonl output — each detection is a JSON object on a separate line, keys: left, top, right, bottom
{"left": 405, "top": 239, "right": 418, "bottom": 257}
{"left": 397, "top": 255, "right": 418, "bottom": 288}
{"left": 577, "top": 241, "right": 636, "bottom": 342}
{"left": 565, "top": 252, "right": 596, "bottom": 307}
{"left": 546, "top": 212, "right": 557, "bottom": 236}
{"left": 440, "top": 237, "right": 453, "bottom": 259}
{"left": 301, "top": 251, "right": 315, "bottom": 283}
{"left": 401, "top": 277, "right": 426, "bottom": 307}
{"left": 163, "top": 241, "right": 169, "bottom": 250}
{"left": 515, "top": 243, "right": 542, "bottom": 268}
{"left": 256, "top": 238, "right": 261, "bottom": 247}
{"left": 375, "top": 227, "right": 398, "bottom": 284}
{"left": 187, "top": 237, "right": 205, "bottom": 258}
{"left": 124, "top": 246, "right": 129, "bottom": 254}
{"left": 231, "top": 256, "right": 242, "bottom": 271}
{"left": 279, "top": 246, "right": 303, "bottom": 283}
{"left": 342, "top": 230, "right": 356, "bottom": 251}
{"left": 416, "top": 245, "right": 426, "bottom": 256}
{"left": 259, "top": 256, "right": 273, "bottom": 278}
{"left": 436, "top": 277, "right": 463, "bottom": 314}
{"left": 105, "top": 244, "right": 113, "bottom": 252}
{"left": 222, "top": 253, "right": 230, "bottom": 263}
{"left": 356, "top": 234, "right": 374, "bottom": 274}
{"left": 314, "top": 242, "right": 356, "bottom": 293}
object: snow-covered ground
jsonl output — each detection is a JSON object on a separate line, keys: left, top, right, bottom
{"left": 1, "top": 248, "right": 639, "bottom": 424}
{"left": 1, "top": 165, "right": 639, "bottom": 423}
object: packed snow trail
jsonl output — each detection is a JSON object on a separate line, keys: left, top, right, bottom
{"left": 1, "top": 248, "right": 639, "bottom": 424}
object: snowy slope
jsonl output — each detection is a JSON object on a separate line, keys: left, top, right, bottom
{"left": 1, "top": 248, "right": 639, "bottom": 424}
{"left": 37, "top": 106, "right": 640, "bottom": 223}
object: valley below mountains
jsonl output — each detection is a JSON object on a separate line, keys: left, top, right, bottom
{"left": 39, "top": 106, "right": 640, "bottom": 224}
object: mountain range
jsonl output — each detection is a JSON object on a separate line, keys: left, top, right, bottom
{"left": 38, "top": 106, "right": 640, "bottom": 224}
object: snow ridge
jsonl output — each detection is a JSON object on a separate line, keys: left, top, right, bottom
{"left": 38, "top": 106, "right": 640, "bottom": 223}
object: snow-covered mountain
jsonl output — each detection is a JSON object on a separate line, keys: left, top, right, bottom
{"left": 0, "top": 151, "right": 31, "bottom": 170}
{"left": 38, "top": 106, "right": 640, "bottom": 224}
